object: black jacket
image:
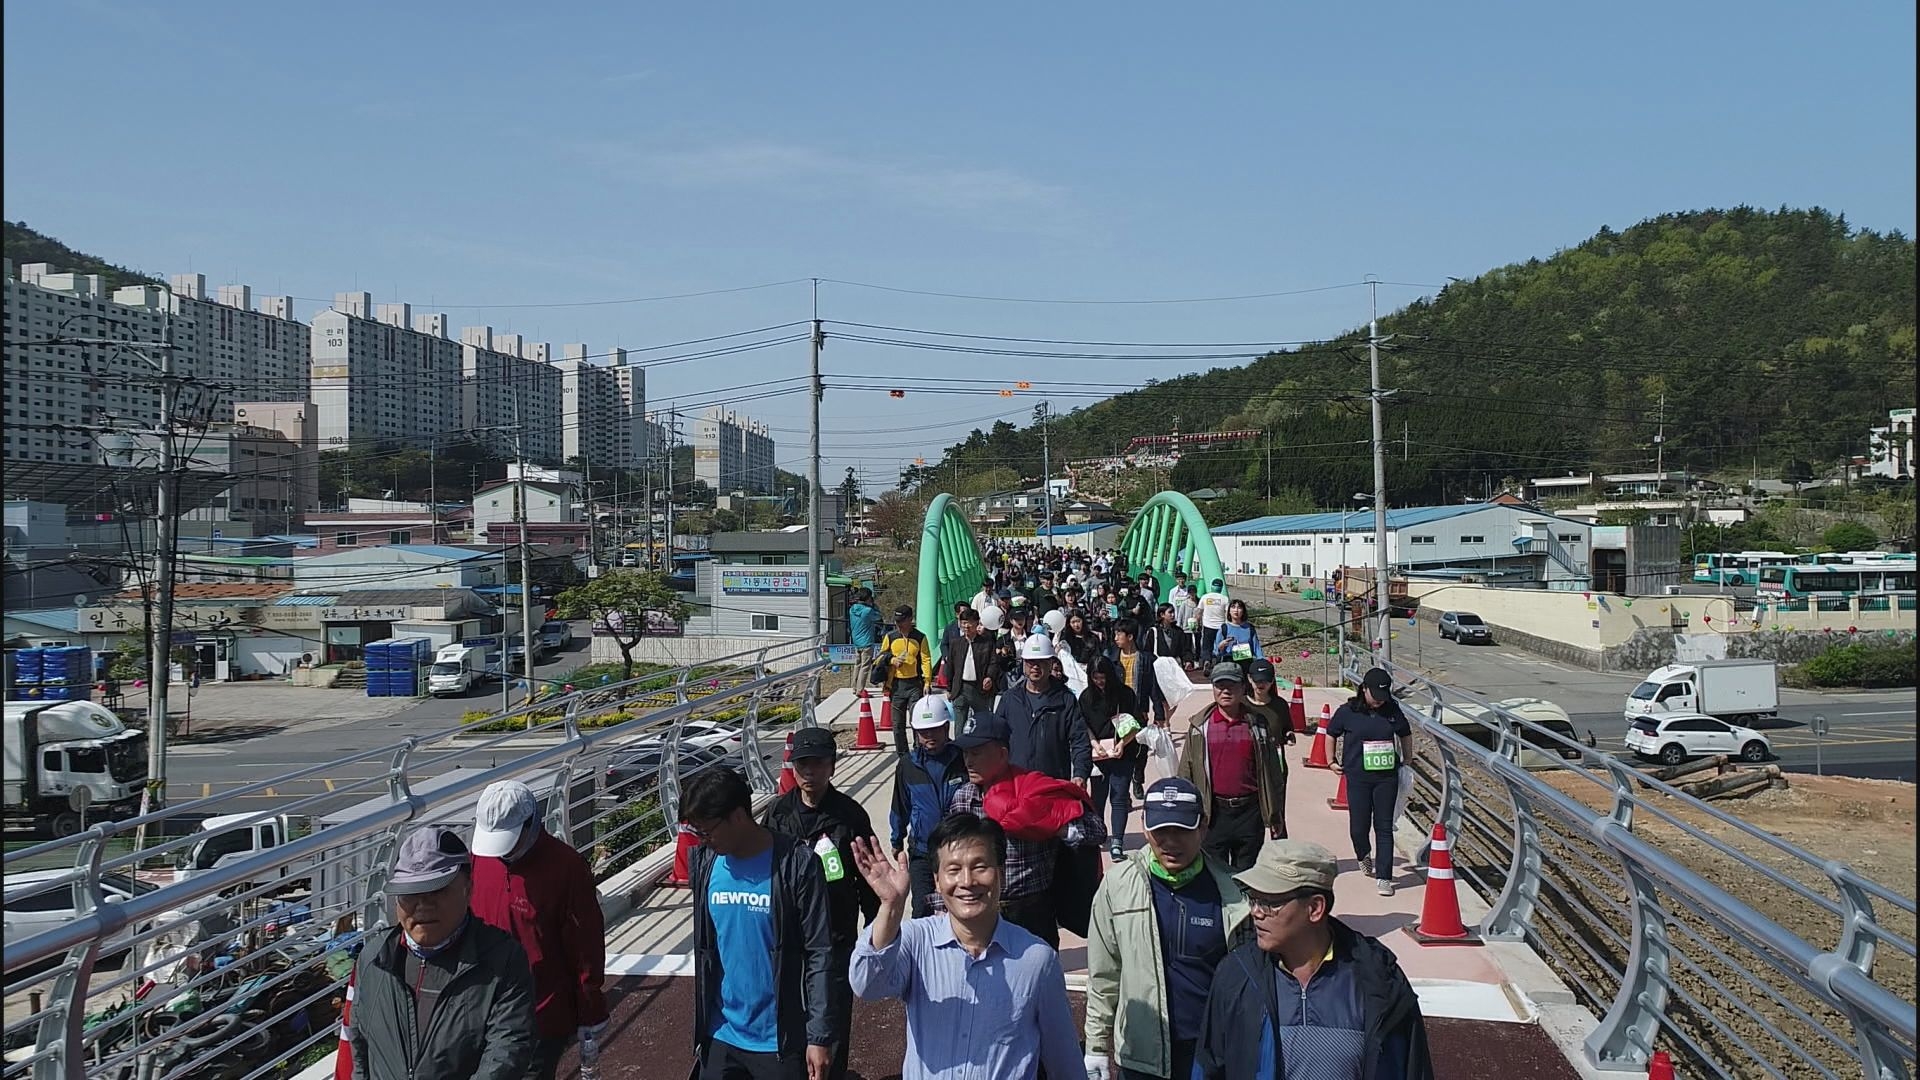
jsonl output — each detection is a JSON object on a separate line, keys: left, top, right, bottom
{"left": 690, "top": 834, "right": 836, "bottom": 1059}
{"left": 1192, "top": 919, "right": 1433, "bottom": 1080}
{"left": 935, "top": 632, "right": 1003, "bottom": 692}
{"left": 996, "top": 679, "right": 1092, "bottom": 781}
{"left": 1147, "top": 623, "right": 1192, "bottom": 665}
{"left": 763, "top": 789, "right": 880, "bottom": 948}
{"left": 1079, "top": 683, "right": 1145, "bottom": 769}
{"left": 349, "top": 917, "right": 536, "bottom": 1080}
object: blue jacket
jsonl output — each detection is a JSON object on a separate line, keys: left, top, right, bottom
{"left": 1191, "top": 919, "right": 1431, "bottom": 1080}
{"left": 1213, "top": 621, "right": 1263, "bottom": 661}
{"left": 888, "top": 743, "right": 967, "bottom": 855}
{"left": 849, "top": 602, "right": 882, "bottom": 648}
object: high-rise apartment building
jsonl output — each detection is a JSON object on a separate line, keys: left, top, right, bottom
{"left": 3, "top": 261, "right": 309, "bottom": 464}
{"left": 454, "top": 326, "right": 563, "bottom": 464}
{"left": 310, "top": 294, "right": 463, "bottom": 452}
{"left": 693, "top": 407, "right": 777, "bottom": 494}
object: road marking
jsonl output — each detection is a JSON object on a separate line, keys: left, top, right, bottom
{"left": 202, "top": 783, "right": 212, "bottom": 797}
{"left": 324, "top": 778, "right": 336, "bottom": 792}
{"left": 265, "top": 787, "right": 277, "bottom": 797}
{"left": 1838, "top": 710, "right": 1915, "bottom": 718}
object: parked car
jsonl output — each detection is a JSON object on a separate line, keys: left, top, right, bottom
{"left": 617, "top": 552, "right": 641, "bottom": 568}
{"left": 1437, "top": 611, "right": 1494, "bottom": 644}
{"left": 602, "top": 721, "right": 750, "bottom": 797}
{"left": 1439, "top": 697, "right": 1584, "bottom": 769}
{"left": 4, "top": 868, "right": 158, "bottom": 977}
{"left": 1624, "top": 712, "right": 1772, "bottom": 765}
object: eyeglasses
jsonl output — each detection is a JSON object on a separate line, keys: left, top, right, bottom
{"left": 680, "top": 821, "right": 716, "bottom": 842}
{"left": 1243, "top": 890, "right": 1304, "bottom": 916}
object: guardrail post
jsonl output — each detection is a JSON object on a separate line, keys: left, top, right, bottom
{"left": 1815, "top": 868, "right": 1906, "bottom": 1080}
{"left": 551, "top": 698, "right": 586, "bottom": 847}
{"left": 1482, "top": 777, "right": 1545, "bottom": 941}
{"left": 356, "top": 740, "right": 418, "bottom": 933}
{"left": 1413, "top": 685, "right": 1462, "bottom": 870}
{"left": 1599, "top": 757, "right": 1640, "bottom": 831}
{"left": 803, "top": 671, "right": 824, "bottom": 729}
{"left": 35, "top": 835, "right": 112, "bottom": 1080}
{"left": 1585, "top": 859, "right": 1671, "bottom": 1073}
{"left": 675, "top": 666, "right": 692, "bottom": 707}
{"left": 741, "top": 682, "right": 778, "bottom": 794}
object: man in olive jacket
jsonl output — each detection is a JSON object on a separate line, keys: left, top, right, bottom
{"left": 350, "top": 827, "right": 536, "bottom": 1080}
{"left": 1084, "top": 778, "right": 1252, "bottom": 1080}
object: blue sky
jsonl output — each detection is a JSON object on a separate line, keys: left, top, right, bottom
{"left": 6, "top": 1, "right": 1914, "bottom": 489}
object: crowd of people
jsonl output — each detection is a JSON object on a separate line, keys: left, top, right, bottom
{"left": 343, "top": 542, "right": 1431, "bottom": 1078}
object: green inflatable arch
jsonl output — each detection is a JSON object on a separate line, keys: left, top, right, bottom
{"left": 1119, "top": 491, "right": 1227, "bottom": 600}
{"left": 914, "top": 493, "right": 986, "bottom": 665}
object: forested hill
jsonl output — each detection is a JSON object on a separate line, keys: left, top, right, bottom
{"left": 3, "top": 220, "right": 160, "bottom": 289}
{"left": 906, "top": 207, "right": 1916, "bottom": 510}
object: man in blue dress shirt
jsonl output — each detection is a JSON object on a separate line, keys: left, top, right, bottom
{"left": 848, "top": 813, "right": 1084, "bottom": 1080}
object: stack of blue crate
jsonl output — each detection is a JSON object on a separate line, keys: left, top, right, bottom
{"left": 365, "top": 638, "right": 432, "bottom": 697}
{"left": 10, "top": 646, "right": 93, "bottom": 701}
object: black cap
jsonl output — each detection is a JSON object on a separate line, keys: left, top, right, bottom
{"left": 1362, "top": 667, "right": 1393, "bottom": 694}
{"left": 1247, "top": 658, "right": 1277, "bottom": 683}
{"left": 893, "top": 605, "right": 914, "bottom": 621}
{"left": 790, "top": 726, "right": 837, "bottom": 762}
{"left": 953, "top": 710, "right": 1012, "bottom": 749}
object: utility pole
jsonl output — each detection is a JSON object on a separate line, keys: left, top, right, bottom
{"left": 1368, "top": 279, "right": 1393, "bottom": 664}
{"left": 147, "top": 292, "right": 179, "bottom": 822}
{"left": 1654, "top": 392, "right": 1666, "bottom": 479}
{"left": 1036, "top": 401, "right": 1053, "bottom": 547}
{"left": 663, "top": 407, "right": 677, "bottom": 573}
{"left": 807, "top": 281, "right": 825, "bottom": 640}
{"left": 513, "top": 396, "right": 537, "bottom": 705}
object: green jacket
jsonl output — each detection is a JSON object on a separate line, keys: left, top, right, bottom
{"left": 1084, "top": 849, "right": 1253, "bottom": 1077}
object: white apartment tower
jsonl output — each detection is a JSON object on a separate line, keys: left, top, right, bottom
{"left": 693, "top": 407, "right": 777, "bottom": 494}
{"left": 455, "top": 326, "right": 563, "bottom": 464}
{"left": 3, "top": 261, "right": 309, "bottom": 464}
{"left": 311, "top": 293, "right": 462, "bottom": 451}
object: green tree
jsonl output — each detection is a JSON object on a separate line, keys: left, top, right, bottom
{"left": 709, "top": 508, "right": 742, "bottom": 533}
{"left": 867, "top": 491, "right": 924, "bottom": 548}
{"left": 556, "top": 571, "right": 688, "bottom": 680}
{"left": 1821, "top": 520, "right": 1880, "bottom": 551}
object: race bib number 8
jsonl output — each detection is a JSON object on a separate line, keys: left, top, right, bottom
{"left": 815, "top": 836, "right": 845, "bottom": 882}
{"left": 1361, "top": 739, "right": 1397, "bottom": 772}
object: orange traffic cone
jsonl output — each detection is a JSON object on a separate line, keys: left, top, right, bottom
{"left": 1304, "top": 723, "right": 1333, "bottom": 769}
{"left": 1648, "top": 1051, "right": 1675, "bottom": 1080}
{"left": 1327, "top": 773, "right": 1349, "bottom": 810}
{"left": 333, "top": 971, "right": 355, "bottom": 1080}
{"left": 664, "top": 826, "right": 698, "bottom": 887}
{"left": 850, "top": 690, "right": 884, "bottom": 752}
{"left": 878, "top": 697, "right": 894, "bottom": 732}
{"left": 1289, "top": 677, "right": 1306, "bottom": 733}
{"left": 777, "top": 732, "right": 798, "bottom": 795}
{"left": 1315, "top": 702, "right": 1331, "bottom": 732}
{"left": 1409, "top": 822, "right": 1482, "bottom": 945}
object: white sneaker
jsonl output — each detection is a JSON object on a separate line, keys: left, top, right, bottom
{"left": 1376, "top": 879, "right": 1394, "bottom": 897}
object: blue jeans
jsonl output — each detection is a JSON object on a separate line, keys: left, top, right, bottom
{"left": 1091, "top": 755, "right": 1137, "bottom": 848}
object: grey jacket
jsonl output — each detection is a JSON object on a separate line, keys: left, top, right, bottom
{"left": 349, "top": 917, "right": 536, "bottom": 1080}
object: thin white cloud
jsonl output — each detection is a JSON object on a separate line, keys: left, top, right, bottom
{"left": 573, "top": 139, "right": 1071, "bottom": 223}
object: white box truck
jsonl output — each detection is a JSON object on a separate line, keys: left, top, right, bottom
{"left": 426, "top": 643, "right": 492, "bottom": 697}
{"left": 3, "top": 700, "right": 149, "bottom": 838}
{"left": 1625, "top": 659, "right": 1780, "bottom": 724}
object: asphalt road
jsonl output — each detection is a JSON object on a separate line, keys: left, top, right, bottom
{"left": 1402, "top": 627, "right": 1917, "bottom": 782}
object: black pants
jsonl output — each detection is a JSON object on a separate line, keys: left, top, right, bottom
{"left": 1204, "top": 795, "right": 1264, "bottom": 873}
{"left": 1199, "top": 625, "right": 1219, "bottom": 660}
{"left": 1118, "top": 1038, "right": 1198, "bottom": 1080}
{"left": 1348, "top": 773, "right": 1398, "bottom": 880}
{"left": 889, "top": 681, "right": 924, "bottom": 754}
{"left": 908, "top": 852, "right": 937, "bottom": 919}
{"left": 1090, "top": 755, "right": 1137, "bottom": 849}
{"left": 827, "top": 943, "right": 854, "bottom": 1080}
{"left": 1002, "top": 891, "right": 1060, "bottom": 951}
{"left": 950, "top": 683, "right": 994, "bottom": 731}
{"left": 531, "top": 1033, "right": 572, "bottom": 1080}
{"left": 700, "top": 1039, "right": 802, "bottom": 1080}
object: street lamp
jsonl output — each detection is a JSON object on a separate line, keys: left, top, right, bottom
{"left": 1341, "top": 493, "right": 1374, "bottom": 594}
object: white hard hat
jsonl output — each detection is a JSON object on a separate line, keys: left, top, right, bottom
{"left": 1042, "top": 609, "right": 1068, "bottom": 634}
{"left": 910, "top": 694, "right": 954, "bottom": 730}
{"left": 980, "top": 605, "right": 1005, "bottom": 631}
{"left": 1018, "top": 634, "right": 1057, "bottom": 661}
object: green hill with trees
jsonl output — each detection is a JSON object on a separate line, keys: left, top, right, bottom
{"left": 3, "top": 220, "right": 161, "bottom": 289}
{"left": 904, "top": 207, "right": 1916, "bottom": 522}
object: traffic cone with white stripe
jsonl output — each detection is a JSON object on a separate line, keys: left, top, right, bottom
{"left": 1304, "top": 712, "right": 1334, "bottom": 770}
{"left": 333, "top": 972, "right": 356, "bottom": 1080}
{"left": 1289, "top": 677, "right": 1306, "bottom": 734}
{"left": 1409, "top": 822, "right": 1481, "bottom": 945}
{"left": 777, "top": 732, "right": 798, "bottom": 795}
{"left": 850, "top": 690, "right": 884, "bottom": 752}
{"left": 878, "top": 697, "right": 894, "bottom": 732}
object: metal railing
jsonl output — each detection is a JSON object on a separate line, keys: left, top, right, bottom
{"left": 1338, "top": 646, "right": 1916, "bottom": 1080}
{"left": 3, "top": 637, "right": 831, "bottom": 1080}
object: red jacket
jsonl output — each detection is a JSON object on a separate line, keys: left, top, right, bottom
{"left": 982, "top": 766, "right": 1092, "bottom": 841}
{"left": 469, "top": 830, "right": 609, "bottom": 1038}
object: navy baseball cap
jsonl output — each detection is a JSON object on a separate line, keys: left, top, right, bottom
{"left": 1143, "top": 778, "right": 1204, "bottom": 831}
{"left": 953, "top": 710, "right": 1012, "bottom": 749}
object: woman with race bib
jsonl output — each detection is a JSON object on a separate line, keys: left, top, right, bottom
{"left": 1210, "top": 599, "right": 1263, "bottom": 674}
{"left": 1324, "top": 667, "right": 1416, "bottom": 897}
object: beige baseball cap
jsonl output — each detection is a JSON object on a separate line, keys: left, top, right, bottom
{"left": 1233, "top": 838, "right": 1338, "bottom": 896}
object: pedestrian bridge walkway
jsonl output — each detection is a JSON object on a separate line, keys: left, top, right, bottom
{"left": 577, "top": 686, "right": 1602, "bottom": 1080}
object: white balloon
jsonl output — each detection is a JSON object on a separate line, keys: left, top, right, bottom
{"left": 980, "top": 606, "right": 1005, "bottom": 631}
{"left": 1042, "top": 608, "right": 1068, "bottom": 634}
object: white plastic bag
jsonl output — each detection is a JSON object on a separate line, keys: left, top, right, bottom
{"left": 1136, "top": 723, "right": 1178, "bottom": 780}
{"left": 1393, "top": 764, "right": 1415, "bottom": 825}
{"left": 1154, "top": 655, "right": 1200, "bottom": 708}
{"left": 1057, "top": 650, "right": 1089, "bottom": 696}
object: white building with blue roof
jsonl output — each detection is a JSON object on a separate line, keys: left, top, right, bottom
{"left": 1212, "top": 502, "right": 1593, "bottom": 590}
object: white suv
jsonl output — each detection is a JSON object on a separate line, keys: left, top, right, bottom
{"left": 1624, "top": 712, "right": 1772, "bottom": 766}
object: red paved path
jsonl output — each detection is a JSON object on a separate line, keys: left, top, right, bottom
{"left": 559, "top": 976, "right": 1580, "bottom": 1079}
